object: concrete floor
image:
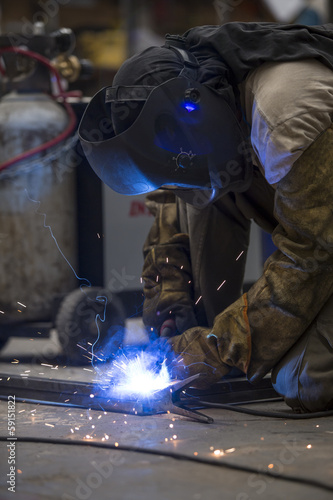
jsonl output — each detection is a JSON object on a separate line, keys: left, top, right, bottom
{"left": 1, "top": 324, "right": 333, "bottom": 500}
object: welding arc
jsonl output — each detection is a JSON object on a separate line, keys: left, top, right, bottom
{"left": 195, "top": 401, "right": 333, "bottom": 419}
{"left": 0, "top": 436, "right": 332, "bottom": 493}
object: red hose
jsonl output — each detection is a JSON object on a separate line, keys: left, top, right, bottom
{"left": 0, "top": 47, "right": 78, "bottom": 172}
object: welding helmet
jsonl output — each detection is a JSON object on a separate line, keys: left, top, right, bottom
{"left": 79, "top": 35, "right": 253, "bottom": 207}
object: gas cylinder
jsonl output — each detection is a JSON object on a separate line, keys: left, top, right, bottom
{"left": 0, "top": 91, "right": 77, "bottom": 324}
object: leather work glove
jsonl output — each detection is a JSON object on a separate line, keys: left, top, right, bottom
{"left": 142, "top": 190, "right": 198, "bottom": 339}
{"left": 167, "top": 326, "right": 231, "bottom": 387}
{"left": 167, "top": 294, "right": 251, "bottom": 388}
{"left": 142, "top": 233, "right": 198, "bottom": 338}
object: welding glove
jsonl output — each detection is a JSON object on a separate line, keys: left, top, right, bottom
{"left": 167, "top": 294, "right": 251, "bottom": 387}
{"left": 142, "top": 190, "right": 198, "bottom": 338}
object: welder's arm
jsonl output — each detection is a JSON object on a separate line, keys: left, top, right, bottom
{"left": 170, "top": 128, "right": 333, "bottom": 385}
{"left": 142, "top": 189, "right": 198, "bottom": 336}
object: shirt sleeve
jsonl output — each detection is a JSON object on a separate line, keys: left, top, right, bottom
{"left": 239, "top": 59, "right": 333, "bottom": 184}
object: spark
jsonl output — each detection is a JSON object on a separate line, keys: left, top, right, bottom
{"left": 115, "top": 442, "right": 119, "bottom": 447}
{"left": 41, "top": 363, "right": 53, "bottom": 368}
{"left": 236, "top": 251, "right": 244, "bottom": 261}
{"left": 83, "top": 368, "right": 93, "bottom": 372}
{"left": 89, "top": 394, "right": 94, "bottom": 398}
{"left": 213, "top": 449, "right": 224, "bottom": 457}
{"left": 217, "top": 280, "right": 226, "bottom": 291}
{"left": 172, "top": 435, "right": 177, "bottom": 440}
{"left": 225, "top": 448, "right": 236, "bottom": 453}
{"left": 11, "top": 359, "right": 19, "bottom": 364}
{"left": 195, "top": 295, "right": 202, "bottom": 305}
{"left": 169, "top": 424, "right": 174, "bottom": 428}
{"left": 307, "top": 444, "right": 312, "bottom": 449}
{"left": 268, "top": 464, "right": 274, "bottom": 469}
{"left": 45, "top": 423, "right": 54, "bottom": 428}
{"left": 106, "top": 351, "right": 171, "bottom": 399}
{"left": 0, "top": 310, "right": 4, "bottom": 314}
{"left": 17, "top": 301, "right": 26, "bottom": 308}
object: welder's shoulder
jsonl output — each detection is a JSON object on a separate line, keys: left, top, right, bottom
{"left": 238, "top": 59, "right": 333, "bottom": 185}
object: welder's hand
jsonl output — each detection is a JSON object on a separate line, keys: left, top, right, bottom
{"left": 142, "top": 234, "right": 198, "bottom": 338}
{"left": 167, "top": 294, "right": 252, "bottom": 388}
{"left": 167, "top": 326, "right": 231, "bottom": 388}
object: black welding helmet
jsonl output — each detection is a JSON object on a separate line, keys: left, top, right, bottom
{"left": 79, "top": 35, "right": 253, "bottom": 207}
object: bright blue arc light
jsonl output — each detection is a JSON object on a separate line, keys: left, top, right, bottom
{"left": 183, "top": 102, "right": 199, "bottom": 112}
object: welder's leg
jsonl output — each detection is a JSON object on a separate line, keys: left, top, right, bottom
{"left": 178, "top": 195, "right": 251, "bottom": 327}
{"left": 272, "top": 294, "right": 333, "bottom": 412}
{"left": 178, "top": 167, "right": 277, "bottom": 327}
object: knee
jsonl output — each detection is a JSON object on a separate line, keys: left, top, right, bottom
{"left": 272, "top": 357, "right": 333, "bottom": 413}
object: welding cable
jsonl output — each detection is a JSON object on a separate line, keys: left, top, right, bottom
{"left": 0, "top": 47, "right": 77, "bottom": 172}
{"left": 192, "top": 401, "right": 333, "bottom": 419}
{"left": 0, "top": 435, "right": 332, "bottom": 493}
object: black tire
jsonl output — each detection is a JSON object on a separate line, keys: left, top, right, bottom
{"left": 55, "top": 287, "right": 126, "bottom": 365}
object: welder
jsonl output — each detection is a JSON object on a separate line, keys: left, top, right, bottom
{"left": 79, "top": 22, "right": 333, "bottom": 413}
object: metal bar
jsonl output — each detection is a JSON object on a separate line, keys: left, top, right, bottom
{"left": 0, "top": 373, "right": 146, "bottom": 414}
{"left": 0, "top": 372, "right": 279, "bottom": 414}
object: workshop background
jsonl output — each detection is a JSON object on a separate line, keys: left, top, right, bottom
{"left": 1, "top": 1, "right": 333, "bottom": 500}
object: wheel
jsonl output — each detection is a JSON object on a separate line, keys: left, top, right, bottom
{"left": 55, "top": 287, "right": 126, "bottom": 365}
